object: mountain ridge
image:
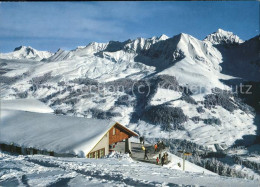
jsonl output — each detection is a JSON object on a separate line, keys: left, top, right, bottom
{"left": 0, "top": 28, "right": 259, "bottom": 150}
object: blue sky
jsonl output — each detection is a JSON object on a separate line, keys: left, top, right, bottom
{"left": 0, "top": 1, "right": 258, "bottom": 52}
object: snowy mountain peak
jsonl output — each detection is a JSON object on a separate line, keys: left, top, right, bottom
{"left": 117, "top": 37, "right": 161, "bottom": 53}
{"left": 158, "top": 34, "right": 169, "bottom": 41}
{"left": 172, "top": 32, "right": 223, "bottom": 71}
{"left": 204, "top": 28, "right": 243, "bottom": 45}
{"left": 75, "top": 46, "right": 86, "bottom": 50}
{"left": 86, "top": 42, "right": 108, "bottom": 49}
{"left": 13, "top": 46, "right": 37, "bottom": 55}
{"left": 216, "top": 28, "right": 228, "bottom": 34}
{"left": 179, "top": 33, "right": 187, "bottom": 37}
{"left": 72, "top": 42, "right": 108, "bottom": 55}
{"left": 0, "top": 46, "right": 53, "bottom": 61}
{"left": 14, "top": 46, "right": 32, "bottom": 52}
{"left": 175, "top": 33, "right": 195, "bottom": 41}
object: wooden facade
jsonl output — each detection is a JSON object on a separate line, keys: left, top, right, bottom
{"left": 86, "top": 123, "right": 138, "bottom": 158}
{"left": 109, "top": 124, "right": 131, "bottom": 145}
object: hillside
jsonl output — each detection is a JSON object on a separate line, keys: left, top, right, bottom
{"left": 0, "top": 29, "right": 259, "bottom": 180}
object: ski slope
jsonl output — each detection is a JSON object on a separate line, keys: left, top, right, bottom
{"left": 0, "top": 152, "right": 258, "bottom": 187}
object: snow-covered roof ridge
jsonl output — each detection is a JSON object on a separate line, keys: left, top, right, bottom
{"left": 204, "top": 28, "right": 244, "bottom": 45}
{"left": 1, "top": 99, "right": 54, "bottom": 113}
{"left": 0, "top": 109, "right": 118, "bottom": 157}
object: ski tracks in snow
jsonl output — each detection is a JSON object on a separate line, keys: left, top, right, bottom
{"left": 25, "top": 157, "right": 168, "bottom": 187}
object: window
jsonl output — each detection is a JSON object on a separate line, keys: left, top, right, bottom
{"left": 100, "top": 149, "right": 104, "bottom": 157}
{"left": 87, "top": 148, "right": 105, "bottom": 158}
{"left": 88, "top": 152, "right": 93, "bottom": 158}
{"left": 50, "top": 151, "right": 54, "bottom": 156}
{"left": 113, "top": 128, "right": 116, "bottom": 135}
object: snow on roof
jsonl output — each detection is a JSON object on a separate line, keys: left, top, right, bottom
{"left": 0, "top": 110, "right": 116, "bottom": 157}
{"left": 1, "top": 99, "right": 54, "bottom": 113}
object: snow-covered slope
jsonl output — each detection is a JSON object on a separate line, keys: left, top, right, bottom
{"left": 0, "top": 152, "right": 258, "bottom": 186}
{"left": 164, "top": 152, "right": 216, "bottom": 175}
{"left": 0, "top": 46, "right": 53, "bottom": 61}
{"left": 46, "top": 42, "right": 108, "bottom": 62}
{"left": 155, "top": 33, "right": 233, "bottom": 94}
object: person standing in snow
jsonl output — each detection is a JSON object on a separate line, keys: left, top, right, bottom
{"left": 161, "top": 154, "right": 165, "bottom": 166}
{"left": 165, "top": 152, "right": 169, "bottom": 164}
{"left": 139, "top": 136, "right": 144, "bottom": 144}
{"left": 161, "top": 141, "right": 165, "bottom": 149}
{"left": 157, "top": 141, "right": 161, "bottom": 152}
{"left": 144, "top": 148, "right": 149, "bottom": 160}
{"left": 156, "top": 157, "right": 160, "bottom": 165}
{"left": 142, "top": 145, "right": 145, "bottom": 151}
{"left": 154, "top": 143, "right": 158, "bottom": 153}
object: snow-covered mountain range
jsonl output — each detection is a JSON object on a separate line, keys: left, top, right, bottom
{"left": 1, "top": 28, "right": 260, "bottom": 180}
{"left": 0, "top": 29, "right": 259, "bottom": 150}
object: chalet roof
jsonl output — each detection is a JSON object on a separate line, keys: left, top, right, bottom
{"left": 0, "top": 109, "right": 137, "bottom": 157}
{"left": 114, "top": 123, "right": 138, "bottom": 137}
{"left": 1, "top": 99, "right": 54, "bottom": 113}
